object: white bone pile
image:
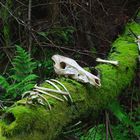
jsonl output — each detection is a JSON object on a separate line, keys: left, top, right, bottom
{"left": 22, "top": 79, "right": 72, "bottom": 110}
{"left": 52, "top": 54, "right": 101, "bottom": 87}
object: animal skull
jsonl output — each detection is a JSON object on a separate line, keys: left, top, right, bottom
{"left": 52, "top": 54, "right": 101, "bottom": 87}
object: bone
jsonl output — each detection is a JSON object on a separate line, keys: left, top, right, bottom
{"left": 50, "top": 79, "right": 73, "bottom": 103}
{"left": 45, "top": 80, "right": 61, "bottom": 91}
{"left": 23, "top": 91, "right": 52, "bottom": 110}
{"left": 34, "top": 84, "right": 69, "bottom": 95}
{"left": 34, "top": 88, "right": 64, "bottom": 102}
{"left": 96, "top": 58, "right": 119, "bottom": 66}
{"left": 37, "top": 94, "right": 52, "bottom": 110}
{"left": 52, "top": 55, "right": 101, "bottom": 87}
{"left": 46, "top": 80, "right": 68, "bottom": 101}
{"left": 22, "top": 91, "right": 36, "bottom": 98}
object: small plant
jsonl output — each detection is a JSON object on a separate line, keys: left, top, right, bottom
{"left": 0, "top": 45, "right": 37, "bottom": 100}
{"left": 80, "top": 100, "right": 140, "bottom": 140}
{"left": 80, "top": 124, "right": 131, "bottom": 140}
{"left": 38, "top": 26, "right": 75, "bottom": 46}
{"left": 35, "top": 49, "right": 55, "bottom": 80}
{"left": 0, "top": 0, "right": 13, "bottom": 46}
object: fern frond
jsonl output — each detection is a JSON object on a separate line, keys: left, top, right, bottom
{"left": 22, "top": 74, "right": 38, "bottom": 82}
{"left": 0, "top": 75, "right": 9, "bottom": 89}
{"left": 3, "top": 45, "right": 38, "bottom": 99}
{"left": 7, "top": 75, "right": 37, "bottom": 98}
{"left": 11, "top": 45, "right": 37, "bottom": 82}
{"left": 22, "top": 83, "right": 35, "bottom": 92}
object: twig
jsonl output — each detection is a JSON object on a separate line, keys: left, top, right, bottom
{"left": 105, "top": 111, "right": 109, "bottom": 140}
{"left": 96, "top": 0, "right": 109, "bottom": 15}
{"left": 28, "top": 0, "right": 32, "bottom": 54}
{"left": 128, "top": 28, "right": 138, "bottom": 39}
{"left": 0, "top": 1, "right": 26, "bottom": 26}
{"left": 37, "top": 43, "right": 96, "bottom": 58}
{"left": 105, "top": 111, "right": 115, "bottom": 140}
{"left": 15, "top": 0, "right": 27, "bottom": 7}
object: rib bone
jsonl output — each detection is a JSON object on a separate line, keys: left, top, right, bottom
{"left": 46, "top": 80, "right": 68, "bottom": 101}
{"left": 34, "top": 84, "right": 69, "bottom": 95}
{"left": 50, "top": 79, "right": 73, "bottom": 103}
{"left": 34, "top": 88, "right": 64, "bottom": 102}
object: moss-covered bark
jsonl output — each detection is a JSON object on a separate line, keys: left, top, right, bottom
{"left": 0, "top": 22, "right": 140, "bottom": 140}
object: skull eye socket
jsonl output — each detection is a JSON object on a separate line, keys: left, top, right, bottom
{"left": 60, "top": 62, "right": 66, "bottom": 69}
{"left": 95, "top": 79, "right": 100, "bottom": 85}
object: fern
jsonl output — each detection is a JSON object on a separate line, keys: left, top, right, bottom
{"left": 11, "top": 45, "right": 36, "bottom": 82}
{"left": 80, "top": 124, "right": 130, "bottom": 140}
{"left": 0, "top": 76, "right": 9, "bottom": 89}
{"left": 8, "top": 74, "right": 37, "bottom": 95}
{"left": 0, "top": 45, "right": 37, "bottom": 99}
{"left": 80, "top": 100, "right": 140, "bottom": 140}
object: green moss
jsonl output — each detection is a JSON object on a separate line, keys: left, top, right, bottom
{"left": 0, "top": 103, "right": 73, "bottom": 139}
{"left": 0, "top": 22, "right": 140, "bottom": 139}
{"left": 0, "top": 127, "right": 6, "bottom": 140}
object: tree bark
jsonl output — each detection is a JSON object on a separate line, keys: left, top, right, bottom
{"left": 0, "top": 21, "right": 140, "bottom": 140}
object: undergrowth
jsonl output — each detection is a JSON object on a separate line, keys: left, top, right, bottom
{"left": 0, "top": 45, "right": 37, "bottom": 100}
{"left": 0, "top": 2, "right": 140, "bottom": 139}
{"left": 37, "top": 26, "right": 75, "bottom": 46}
{"left": 60, "top": 84, "right": 140, "bottom": 140}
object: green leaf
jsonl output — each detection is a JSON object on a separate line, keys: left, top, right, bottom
{"left": 107, "top": 100, "right": 133, "bottom": 126}
{"left": 0, "top": 76, "right": 9, "bottom": 89}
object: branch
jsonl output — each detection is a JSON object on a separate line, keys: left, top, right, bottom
{"left": 27, "top": 0, "right": 32, "bottom": 54}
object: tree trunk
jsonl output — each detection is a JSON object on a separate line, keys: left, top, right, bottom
{"left": 0, "top": 21, "right": 140, "bottom": 140}
{"left": 48, "top": 0, "right": 59, "bottom": 24}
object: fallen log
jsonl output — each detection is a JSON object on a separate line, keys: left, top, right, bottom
{"left": 0, "top": 21, "right": 140, "bottom": 140}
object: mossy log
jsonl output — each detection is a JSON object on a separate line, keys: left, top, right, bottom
{"left": 0, "top": 22, "right": 140, "bottom": 140}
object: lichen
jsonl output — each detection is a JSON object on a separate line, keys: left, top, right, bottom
{"left": 0, "top": 22, "right": 140, "bottom": 140}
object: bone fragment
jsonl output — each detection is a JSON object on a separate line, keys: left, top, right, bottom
{"left": 34, "top": 84, "right": 69, "bottom": 95}
{"left": 46, "top": 80, "right": 68, "bottom": 101}
{"left": 34, "top": 88, "right": 64, "bottom": 102}
{"left": 37, "top": 94, "right": 52, "bottom": 110}
{"left": 96, "top": 58, "right": 119, "bottom": 66}
{"left": 50, "top": 79, "right": 73, "bottom": 103}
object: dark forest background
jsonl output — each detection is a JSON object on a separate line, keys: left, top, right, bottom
{"left": 0, "top": 0, "right": 140, "bottom": 73}
{"left": 0, "top": 0, "right": 140, "bottom": 139}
